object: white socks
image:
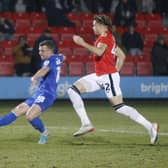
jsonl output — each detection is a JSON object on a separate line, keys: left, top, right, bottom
{"left": 68, "top": 86, "right": 153, "bottom": 134}
{"left": 115, "top": 105, "right": 152, "bottom": 133}
{"left": 67, "top": 87, "right": 91, "bottom": 126}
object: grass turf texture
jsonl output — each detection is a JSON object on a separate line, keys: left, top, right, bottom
{"left": 0, "top": 100, "right": 167, "bottom": 168}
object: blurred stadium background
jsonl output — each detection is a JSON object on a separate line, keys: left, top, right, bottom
{"left": 0, "top": 1, "right": 168, "bottom": 168}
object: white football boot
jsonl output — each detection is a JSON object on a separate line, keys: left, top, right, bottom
{"left": 150, "top": 123, "right": 159, "bottom": 145}
{"left": 73, "top": 124, "right": 94, "bottom": 137}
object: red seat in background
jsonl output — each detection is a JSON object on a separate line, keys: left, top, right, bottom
{"left": 66, "top": 13, "right": 81, "bottom": 26}
{"left": 0, "top": 55, "right": 15, "bottom": 76}
{"left": 85, "top": 62, "right": 95, "bottom": 74}
{"left": 120, "top": 62, "right": 136, "bottom": 76}
{"left": 79, "top": 13, "right": 94, "bottom": 27}
{"left": 60, "top": 62, "right": 68, "bottom": 76}
{"left": 145, "top": 13, "right": 162, "bottom": 27}
{"left": 58, "top": 27, "right": 75, "bottom": 41}
{"left": 136, "top": 62, "right": 153, "bottom": 76}
{"left": 30, "top": 12, "right": 46, "bottom": 20}
{"left": 72, "top": 46, "right": 89, "bottom": 57}
{"left": 13, "top": 12, "right": 30, "bottom": 26}
{"left": 69, "top": 62, "right": 84, "bottom": 76}
{"left": 58, "top": 40, "right": 74, "bottom": 48}
{"left": 30, "top": 12, "right": 48, "bottom": 27}
{"left": 0, "top": 40, "right": 16, "bottom": 56}
{"left": 58, "top": 47, "right": 73, "bottom": 58}
{"left": 135, "top": 13, "right": 146, "bottom": 28}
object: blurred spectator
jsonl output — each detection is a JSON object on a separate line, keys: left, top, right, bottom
{"left": 151, "top": 35, "right": 168, "bottom": 76}
{"left": 111, "top": 0, "right": 119, "bottom": 14}
{"left": 14, "top": 0, "right": 27, "bottom": 13}
{"left": 83, "top": 0, "right": 112, "bottom": 13}
{"left": 0, "top": 0, "right": 11, "bottom": 11}
{"left": 121, "top": 23, "right": 144, "bottom": 56}
{"left": 0, "top": 16, "right": 15, "bottom": 41}
{"left": 45, "top": 0, "right": 75, "bottom": 27}
{"left": 111, "top": 24, "right": 126, "bottom": 53}
{"left": 69, "top": 0, "right": 90, "bottom": 13}
{"left": 0, "top": 0, "right": 4, "bottom": 12}
{"left": 129, "top": 0, "right": 137, "bottom": 11}
{"left": 98, "top": 0, "right": 113, "bottom": 13}
{"left": 113, "top": 0, "right": 136, "bottom": 27}
{"left": 7, "top": 0, "right": 16, "bottom": 12}
{"left": 141, "top": 0, "right": 155, "bottom": 13}
{"left": 155, "top": 0, "right": 168, "bottom": 16}
{"left": 13, "top": 35, "right": 32, "bottom": 76}
{"left": 31, "top": 29, "right": 58, "bottom": 74}
{"left": 84, "top": 0, "right": 99, "bottom": 13}
{"left": 26, "top": 0, "right": 45, "bottom": 12}
{"left": 8, "top": 0, "right": 45, "bottom": 12}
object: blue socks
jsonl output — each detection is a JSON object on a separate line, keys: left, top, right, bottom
{"left": 0, "top": 112, "right": 17, "bottom": 126}
{"left": 0, "top": 112, "right": 45, "bottom": 134}
{"left": 29, "top": 117, "right": 45, "bottom": 133}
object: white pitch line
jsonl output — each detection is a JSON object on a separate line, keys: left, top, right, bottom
{"left": 11, "top": 125, "right": 168, "bottom": 136}
{"left": 99, "top": 129, "right": 168, "bottom": 136}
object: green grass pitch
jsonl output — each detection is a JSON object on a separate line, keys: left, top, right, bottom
{"left": 0, "top": 100, "right": 167, "bottom": 168}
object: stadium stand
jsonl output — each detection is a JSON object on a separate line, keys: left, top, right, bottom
{"left": 0, "top": 40, "right": 16, "bottom": 56}
{"left": 0, "top": 12, "right": 166, "bottom": 76}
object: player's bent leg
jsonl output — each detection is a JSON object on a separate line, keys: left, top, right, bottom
{"left": 26, "top": 104, "right": 48, "bottom": 144}
{"left": 29, "top": 117, "right": 48, "bottom": 144}
{"left": 67, "top": 85, "right": 93, "bottom": 125}
{"left": 67, "top": 85, "right": 94, "bottom": 136}
{"left": 0, "top": 112, "right": 17, "bottom": 126}
{"left": 0, "top": 103, "right": 28, "bottom": 127}
{"left": 26, "top": 104, "right": 42, "bottom": 121}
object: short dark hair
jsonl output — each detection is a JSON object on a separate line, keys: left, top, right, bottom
{"left": 39, "top": 40, "right": 55, "bottom": 50}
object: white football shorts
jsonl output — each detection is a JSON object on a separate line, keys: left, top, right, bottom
{"left": 76, "top": 72, "right": 122, "bottom": 98}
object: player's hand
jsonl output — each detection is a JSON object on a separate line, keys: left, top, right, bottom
{"left": 73, "top": 35, "right": 85, "bottom": 46}
{"left": 62, "top": 55, "right": 66, "bottom": 61}
{"left": 29, "top": 77, "right": 39, "bottom": 95}
{"left": 59, "top": 53, "right": 66, "bottom": 61}
{"left": 31, "top": 77, "right": 37, "bottom": 85}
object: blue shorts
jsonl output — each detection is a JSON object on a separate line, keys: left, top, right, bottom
{"left": 25, "top": 90, "right": 56, "bottom": 112}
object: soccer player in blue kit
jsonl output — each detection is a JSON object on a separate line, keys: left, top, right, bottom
{"left": 0, "top": 40, "right": 64, "bottom": 144}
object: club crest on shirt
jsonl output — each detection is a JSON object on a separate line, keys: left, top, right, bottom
{"left": 44, "top": 60, "right": 50, "bottom": 66}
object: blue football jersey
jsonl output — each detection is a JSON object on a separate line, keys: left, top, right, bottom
{"left": 38, "top": 54, "right": 64, "bottom": 98}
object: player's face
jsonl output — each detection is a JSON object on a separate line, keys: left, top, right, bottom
{"left": 92, "top": 20, "right": 100, "bottom": 35}
{"left": 39, "top": 45, "right": 51, "bottom": 60}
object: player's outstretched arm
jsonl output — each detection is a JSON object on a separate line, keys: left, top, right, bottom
{"left": 31, "top": 66, "right": 50, "bottom": 84}
{"left": 73, "top": 35, "right": 107, "bottom": 56}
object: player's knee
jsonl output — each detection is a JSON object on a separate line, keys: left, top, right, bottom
{"left": 67, "top": 85, "right": 81, "bottom": 96}
{"left": 26, "top": 112, "right": 34, "bottom": 121}
{"left": 113, "top": 103, "right": 125, "bottom": 112}
{"left": 12, "top": 104, "right": 28, "bottom": 117}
